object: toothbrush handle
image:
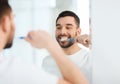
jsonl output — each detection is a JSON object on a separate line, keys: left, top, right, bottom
{"left": 18, "top": 36, "right": 25, "bottom": 39}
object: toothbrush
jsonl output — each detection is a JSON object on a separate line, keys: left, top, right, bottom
{"left": 18, "top": 35, "right": 32, "bottom": 39}
{"left": 18, "top": 36, "right": 25, "bottom": 39}
{"left": 60, "top": 38, "right": 74, "bottom": 43}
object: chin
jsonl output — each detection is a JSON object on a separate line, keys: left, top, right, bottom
{"left": 4, "top": 42, "right": 13, "bottom": 49}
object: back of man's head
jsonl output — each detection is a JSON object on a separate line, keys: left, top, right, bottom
{"left": 0, "top": 0, "right": 12, "bottom": 22}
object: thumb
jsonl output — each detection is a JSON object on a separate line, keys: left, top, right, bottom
{"left": 24, "top": 34, "right": 33, "bottom": 44}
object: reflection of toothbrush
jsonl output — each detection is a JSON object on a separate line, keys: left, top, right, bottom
{"left": 68, "top": 38, "right": 74, "bottom": 43}
{"left": 60, "top": 37, "right": 74, "bottom": 43}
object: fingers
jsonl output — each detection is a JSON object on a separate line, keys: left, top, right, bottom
{"left": 77, "top": 34, "right": 91, "bottom": 47}
{"left": 25, "top": 31, "right": 33, "bottom": 42}
{"left": 24, "top": 29, "right": 55, "bottom": 49}
{"left": 24, "top": 29, "right": 52, "bottom": 49}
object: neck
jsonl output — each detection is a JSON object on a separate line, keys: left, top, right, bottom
{"left": 62, "top": 42, "right": 81, "bottom": 55}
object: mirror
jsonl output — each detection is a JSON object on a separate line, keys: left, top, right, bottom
{"left": 7, "top": 0, "right": 91, "bottom": 64}
{"left": 1, "top": 0, "right": 92, "bottom": 83}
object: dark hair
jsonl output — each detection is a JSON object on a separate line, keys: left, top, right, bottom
{"left": 56, "top": 10, "right": 80, "bottom": 27}
{"left": 0, "top": 0, "right": 12, "bottom": 21}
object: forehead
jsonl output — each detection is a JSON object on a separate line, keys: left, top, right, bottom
{"left": 56, "top": 16, "right": 76, "bottom": 25}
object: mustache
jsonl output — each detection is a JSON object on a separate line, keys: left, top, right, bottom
{"left": 57, "top": 31, "right": 78, "bottom": 38}
{"left": 57, "top": 34, "right": 71, "bottom": 39}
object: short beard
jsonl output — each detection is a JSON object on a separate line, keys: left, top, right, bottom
{"left": 57, "top": 38, "right": 75, "bottom": 48}
{"left": 4, "top": 41, "right": 13, "bottom": 49}
{"left": 61, "top": 41, "right": 74, "bottom": 48}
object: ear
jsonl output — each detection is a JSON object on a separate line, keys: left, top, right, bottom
{"left": 1, "top": 15, "right": 10, "bottom": 33}
{"left": 76, "top": 27, "right": 81, "bottom": 36}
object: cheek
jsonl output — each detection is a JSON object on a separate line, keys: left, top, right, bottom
{"left": 55, "top": 30, "right": 60, "bottom": 36}
{"left": 11, "top": 20, "right": 15, "bottom": 31}
{"left": 74, "top": 29, "right": 80, "bottom": 36}
{"left": 70, "top": 30, "right": 76, "bottom": 35}
{"left": 70, "top": 31, "right": 77, "bottom": 38}
{"left": 10, "top": 22, "right": 15, "bottom": 38}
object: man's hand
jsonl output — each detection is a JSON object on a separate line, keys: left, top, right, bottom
{"left": 77, "top": 34, "right": 91, "bottom": 48}
{"left": 25, "top": 30, "right": 53, "bottom": 49}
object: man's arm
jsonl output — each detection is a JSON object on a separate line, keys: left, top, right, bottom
{"left": 25, "top": 30, "right": 89, "bottom": 84}
{"left": 58, "top": 79, "right": 72, "bottom": 84}
{"left": 46, "top": 37, "right": 89, "bottom": 84}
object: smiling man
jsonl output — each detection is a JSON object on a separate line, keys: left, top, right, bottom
{"left": 42, "top": 11, "right": 91, "bottom": 83}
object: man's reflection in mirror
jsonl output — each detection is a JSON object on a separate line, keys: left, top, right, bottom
{"left": 42, "top": 10, "right": 92, "bottom": 83}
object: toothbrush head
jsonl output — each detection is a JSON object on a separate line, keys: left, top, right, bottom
{"left": 69, "top": 38, "right": 75, "bottom": 43}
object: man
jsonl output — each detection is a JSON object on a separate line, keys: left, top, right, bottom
{"left": 0, "top": 0, "right": 88, "bottom": 84}
{"left": 42, "top": 11, "right": 91, "bottom": 82}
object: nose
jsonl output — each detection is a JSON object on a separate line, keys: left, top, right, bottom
{"left": 61, "top": 27, "right": 67, "bottom": 35}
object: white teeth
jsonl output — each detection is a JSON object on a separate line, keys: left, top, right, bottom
{"left": 60, "top": 37, "right": 68, "bottom": 41}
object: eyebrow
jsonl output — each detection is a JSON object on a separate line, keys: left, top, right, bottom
{"left": 66, "top": 24, "right": 73, "bottom": 26}
{"left": 56, "top": 24, "right": 60, "bottom": 26}
{"left": 56, "top": 23, "right": 73, "bottom": 26}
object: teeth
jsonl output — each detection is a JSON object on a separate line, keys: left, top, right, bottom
{"left": 60, "top": 37, "right": 68, "bottom": 41}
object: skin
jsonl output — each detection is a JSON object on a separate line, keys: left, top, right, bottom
{"left": 77, "top": 34, "right": 91, "bottom": 48}
{"left": 0, "top": 12, "right": 15, "bottom": 51}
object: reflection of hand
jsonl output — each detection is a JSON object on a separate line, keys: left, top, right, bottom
{"left": 25, "top": 30, "right": 53, "bottom": 49}
{"left": 77, "top": 34, "right": 91, "bottom": 48}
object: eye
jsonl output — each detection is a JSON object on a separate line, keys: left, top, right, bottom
{"left": 56, "top": 26, "right": 62, "bottom": 29}
{"left": 66, "top": 26, "right": 72, "bottom": 29}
